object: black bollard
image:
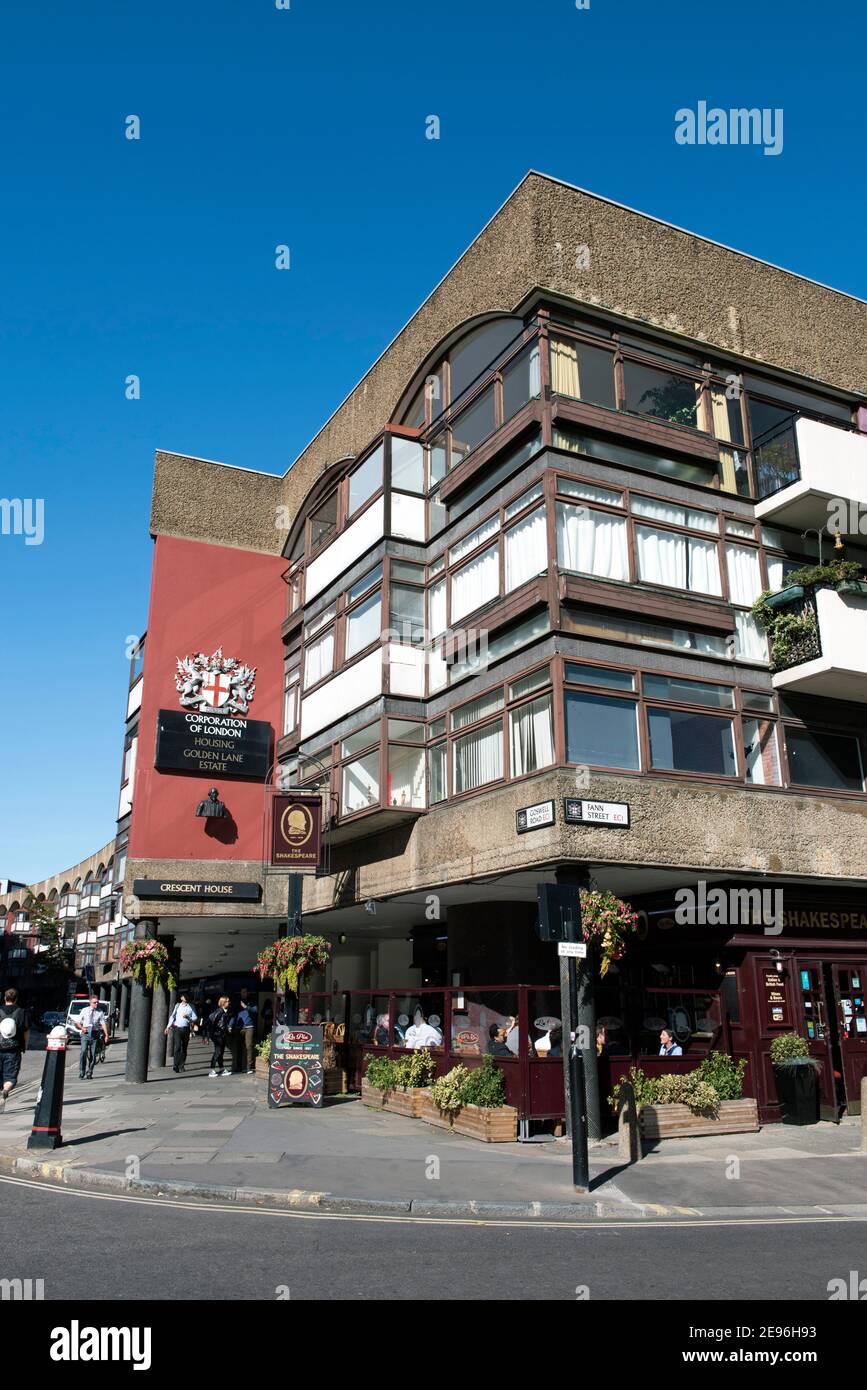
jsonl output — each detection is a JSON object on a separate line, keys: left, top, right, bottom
{"left": 28, "top": 1028, "right": 67, "bottom": 1150}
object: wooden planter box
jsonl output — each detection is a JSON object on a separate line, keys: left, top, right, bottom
{"left": 418, "top": 1089, "right": 518, "bottom": 1143}
{"left": 639, "top": 1098, "right": 759, "bottom": 1140}
{"left": 361, "top": 1077, "right": 426, "bottom": 1118}
{"left": 255, "top": 1057, "right": 270, "bottom": 1077}
{"left": 324, "top": 1068, "right": 348, "bottom": 1096}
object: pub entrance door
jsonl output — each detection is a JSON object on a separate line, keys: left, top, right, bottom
{"left": 795, "top": 958, "right": 867, "bottom": 1118}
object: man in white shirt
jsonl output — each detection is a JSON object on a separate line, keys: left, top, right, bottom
{"left": 403, "top": 1009, "right": 442, "bottom": 1050}
{"left": 165, "top": 993, "right": 198, "bottom": 1074}
{"left": 77, "top": 997, "right": 108, "bottom": 1079}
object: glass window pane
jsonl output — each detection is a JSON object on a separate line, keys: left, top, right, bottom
{"left": 429, "top": 433, "right": 448, "bottom": 485}
{"left": 304, "top": 601, "right": 337, "bottom": 640}
{"left": 505, "top": 506, "right": 547, "bottom": 592}
{"left": 451, "top": 544, "right": 499, "bottom": 623}
{"left": 624, "top": 362, "right": 702, "bottom": 429}
{"left": 502, "top": 344, "right": 541, "bottom": 421}
{"left": 454, "top": 722, "right": 503, "bottom": 793}
{"left": 349, "top": 446, "right": 383, "bottom": 515}
{"left": 387, "top": 745, "right": 425, "bottom": 807}
{"left": 429, "top": 717, "right": 447, "bottom": 738}
{"left": 504, "top": 481, "right": 543, "bottom": 520}
{"left": 450, "top": 515, "right": 500, "bottom": 565}
{"left": 743, "top": 718, "right": 782, "bottom": 785}
{"left": 632, "top": 496, "right": 687, "bottom": 526}
{"left": 345, "top": 591, "right": 381, "bottom": 658}
{"left": 309, "top": 492, "right": 339, "bottom": 550}
{"left": 349, "top": 562, "right": 383, "bottom": 602}
{"left": 557, "top": 477, "right": 623, "bottom": 508}
{"left": 389, "top": 584, "right": 425, "bottom": 643}
{"left": 550, "top": 339, "right": 616, "bottom": 408}
{"left": 451, "top": 386, "right": 496, "bottom": 466}
{"left": 786, "top": 728, "right": 863, "bottom": 791}
{"left": 387, "top": 718, "right": 425, "bottom": 742}
{"left": 742, "top": 690, "right": 774, "bottom": 712}
{"left": 303, "top": 630, "right": 334, "bottom": 688}
{"left": 391, "top": 437, "right": 424, "bottom": 494}
{"left": 342, "top": 751, "right": 380, "bottom": 813}
{"left": 453, "top": 689, "right": 504, "bottom": 730}
{"left": 565, "top": 662, "right": 635, "bottom": 691}
{"left": 341, "top": 722, "right": 378, "bottom": 758}
{"left": 565, "top": 691, "right": 640, "bottom": 770}
{"left": 391, "top": 560, "right": 424, "bottom": 582}
{"left": 726, "top": 519, "right": 755, "bottom": 539}
{"left": 449, "top": 319, "right": 522, "bottom": 403}
{"left": 428, "top": 577, "right": 446, "bottom": 638}
{"left": 556, "top": 503, "right": 629, "bottom": 581}
{"left": 429, "top": 745, "right": 447, "bottom": 803}
{"left": 510, "top": 694, "right": 554, "bottom": 775}
{"left": 446, "top": 433, "right": 540, "bottom": 524}
{"left": 644, "top": 675, "right": 734, "bottom": 708}
{"left": 509, "top": 666, "right": 550, "bottom": 700}
{"left": 648, "top": 709, "right": 737, "bottom": 775}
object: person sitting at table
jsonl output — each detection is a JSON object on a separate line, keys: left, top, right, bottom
{"left": 487, "top": 1023, "right": 512, "bottom": 1058}
{"left": 403, "top": 1008, "right": 442, "bottom": 1049}
{"left": 547, "top": 1025, "right": 563, "bottom": 1058}
{"left": 373, "top": 1014, "right": 390, "bottom": 1046}
{"left": 659, "top": 1027, "right": 683, "bottom": 1057}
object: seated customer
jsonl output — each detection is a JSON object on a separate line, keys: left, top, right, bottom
{"left": 487, "top": 1023, "right": 512, "bottom": 1057}
{"left": 659, "top": 1027, "right": 683, "bottom": 1057}
{"left": 547, "top": 1025, "right": 563, "bottom": 1058}
{"left": 403, "top": 1009, "right": 442, "bottom": 1050}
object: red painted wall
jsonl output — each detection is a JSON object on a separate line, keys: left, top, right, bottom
{"left": 129, "top": 535, "right": 286, "bottom": 863}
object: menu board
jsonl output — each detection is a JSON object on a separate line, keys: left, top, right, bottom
{"left": 762, "top": 968, "right": 791, "bottom": 1028}
{"left": 267, "top": 1022, "right": 324, "bottom": 1108}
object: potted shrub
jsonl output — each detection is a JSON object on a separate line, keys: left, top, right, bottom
{"left": 255, "top": 1035, "right": 271, "bottom": 1078}
{"left": 612, "top": 1054, "right": 759, "bottom": 1139}
{"left": 420, "top": 1056, "right": 518, "bottom": 1142}
{"left": 770, "top": 1034, "right": 820, "bottom": 1125}
{"left": 361, "top": 1049, "right": 435, "bottom": 1118}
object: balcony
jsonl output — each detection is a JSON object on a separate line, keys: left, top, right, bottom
{"left": 755, "top": 416, "right": 867, "bottom": 531}
{"left": 771, "top": 585, "right": 867, "bottom": 702}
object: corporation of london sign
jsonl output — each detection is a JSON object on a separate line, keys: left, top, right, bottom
{"left": 153, "top": 647, "right": 271, "bottom": 780}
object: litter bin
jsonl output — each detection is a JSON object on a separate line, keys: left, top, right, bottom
{"left": 774, "top": 1059, "right": 820, "bottom": 1125}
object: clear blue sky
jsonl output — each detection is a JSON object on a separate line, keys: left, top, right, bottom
{"left": 1, "top": 0, "right": 864, "bottom": 882}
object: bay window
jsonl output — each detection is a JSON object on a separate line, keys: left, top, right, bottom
{"left": 635, "top": 524, "right": 721, "bottom": 596}
{"left": 454, "top": 721, "right": 503, "bottom": 793}
{"left": 345, "top": 589, "right": 381, "bottom": 658}
{"left": 342, "top": 751, "right": 380, "bottom": 814}
{"left": 624, "top": 361, "right": 702, "bottom": 430}
{"left": 549, "top": 338, "right": 616, "bottom": 409}
{"left": 725, "top": 543, "right": 768, "bottom": 661}
{"left": 451, "top": 543, "right": 499, "bottom": 622}
{"left": 389, "top": 583, "right": 425, "bottom": 643}
{"left": 647, "top": 707, "right": 737, "bottom": 776}
{"left": 785, "top": 727, "right": 864, "bottom": 792}
{"left": 565, "top": 690, "right": 640, "bottom": 770}
{"left": 303, "top": 630, "right": 334, "bottom": 688}
{"left": 348, "top": 446, "right": 382, "bottom": 515}
{"left": 387, "top": 744, "right": 425, "bottom": 807}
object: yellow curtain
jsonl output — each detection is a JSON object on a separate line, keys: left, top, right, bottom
{"left": 550, "top": 339, "right": 580, "bottom": 398}
{"left": 719, "top": 447, "right": 737, "bottom": 493}
{"left": 710, "top": 388, "right": 731, "bottom": 441}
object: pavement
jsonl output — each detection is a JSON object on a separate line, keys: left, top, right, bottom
{"left": 3, "top": 1035, "right": 867, "bottom": 1222}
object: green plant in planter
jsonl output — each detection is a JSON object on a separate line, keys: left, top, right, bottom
{"left": 364, "top": 1054, "right": 400, "bottom": 1092}
{"left": 770, "top": 1033, "right": 812, "bottom": 1065}
{"left": 694, "top": 1051, "right": 747, "bottom": 1100}
{"left": 394, "top": 1049, "right": 436, "bottom": 1089}
{"left": 610, "top": 1065, "right": 659, "bottom": 1110}
{"left": 431, "top": 1064, "right": 469, "bottom": 1113}
{"left": 459, "top": 1056, "right": 506, "bottom": 1109}
{"left": 752, "top": 559, "right": 865, "bottom": 672}
{"left": 256, "top": 1035, "right": 271, "bottom": 1063}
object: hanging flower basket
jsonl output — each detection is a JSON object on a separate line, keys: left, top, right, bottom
{"left": 118, "top": 939, "right": 177, "bottom": 991}
{"left": 579, "top": 890, "right": 639, "bottom": 977}
{"left": 256, "top": 935, "right": 332, "bottom": 994}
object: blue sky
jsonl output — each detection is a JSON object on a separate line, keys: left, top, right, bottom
{"left": 1, "top": 0, "right": 864, "bottom": 882}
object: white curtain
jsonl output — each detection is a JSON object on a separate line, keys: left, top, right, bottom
{"left": 451, "top": 544, "right": 499, "bottom": 622}
{"left": 725, "top": 544, "right": 762, "bottom": 606}
{"left": 688, "top": 536, "right": 722, "bottom": 596}
{"left": 454, "top": 722, "right": 503, "bottom": 793}
{"left": 636, "top": 524, "right": 685, "bottom": 588}
{"left": 556, "top": 503, "right": 629, "bottom": 581}
{"left": 303, "top": 631, "right": 334, "bottom": 688}
{"left": 632, "top": 497, "right": 685, "bottom": 526}
{"left": 505, "top": 507, "right": 547, "bottom": 592}
{"left": 766, "top": 556, "right": 785, "bottom": 591}
{"left": 428, "top": 578, "right": 446, "bottom": 637}
{"left": 345, "top": 592, "right": 381, "bottom": 658}
{"left": 510, "top": 695, "right": 554, "bottom": 775}
{"left": 734, "top": 611, "right": 769, "bottom": 662}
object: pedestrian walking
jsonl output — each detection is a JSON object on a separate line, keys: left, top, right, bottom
{"left": 236, "top": 988, "right": 258, "bottom": 1075}
{"left": 76, "top": 995, "right": 108, "bottom": 1080}
{"left": 165, "top": 992, "right": 198, "bottom": 1074}
{"left": 207, "top": 996, "right": 233, "bottom": 1077}
{"left": 0, "top": 987, "right": 29, "bottom": 1113}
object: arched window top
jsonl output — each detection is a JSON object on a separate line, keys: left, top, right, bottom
{"left": 72, "top": 877, "right": 82, "bottom": 891}
{"left": 48, "top": 888, "right": 58, "bottom": 901}
{"left": 83, "top": 871, "right": 93, "bottom": 885}
{"left": 60, "top": 883, "right": 71, "bottom": 895}
{"left": 396, "top": 315, "right": 525, "bottom": 429}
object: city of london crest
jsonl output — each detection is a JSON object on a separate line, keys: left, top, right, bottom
{"left": 175, "top": 649, "right": 257, "bottom": 715}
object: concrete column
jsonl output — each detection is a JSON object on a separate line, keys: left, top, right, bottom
{"left": 125, "top": 919, "right": 158, "bottom": 1084}
{"left": 148, "top": 935, "right": 174, "bottom": 1070}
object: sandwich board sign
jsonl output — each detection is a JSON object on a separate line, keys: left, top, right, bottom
{"left": 267, "top": 1021, "right": 324, "bottom": 1108}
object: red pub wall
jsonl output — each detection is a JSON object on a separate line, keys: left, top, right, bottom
{"left": 129, "top": 535, "right": 287, "bottom": 863}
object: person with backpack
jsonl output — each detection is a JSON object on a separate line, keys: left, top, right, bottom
{"left": 0, "top": 988, "right": 29, "bottom": 1112}
{"left": 164, "top": 992, "right": 198, "bottom": 1074}
{"left": 207, "top": 996, "right": 233, "bottom": 1077}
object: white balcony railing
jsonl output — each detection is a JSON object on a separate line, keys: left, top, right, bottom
{"left": 773, "top": 586, "right": 867, "bottom": 702}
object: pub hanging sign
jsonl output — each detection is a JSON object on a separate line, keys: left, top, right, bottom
{"left": 271, "top": 794, "right": 322, "bottom": 869}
